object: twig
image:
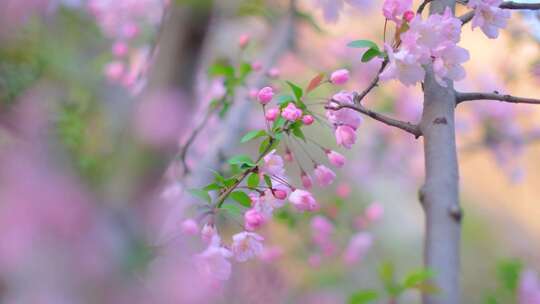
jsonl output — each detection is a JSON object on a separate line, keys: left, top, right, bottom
{"left": 417, "top": 0, "right": 433, "bottom": 14}
{"left": 459, "top": 1, "right": 540, "bottom": 25}
{"left": 455, "top": 91, "right": 540, "bottom": 105}
{"left": 326, "top": 101, "right": 422, "bottom": 138}
{"left": 356, "top": 58, "right": 389, "bottom": 103}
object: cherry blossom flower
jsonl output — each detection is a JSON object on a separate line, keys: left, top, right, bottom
{"left": 196, "top": 235, "right": 233, "bottom": 281}
{"left": 302, "top": 114, "right": 315, "bottom": 125}
{"left": 314, "top": 165, "right": 336, "bottom": 186}
{"left": 382, "top": 0, "right": 412, "bottom": 23}
{"left": 301, "top": 172, "right": 313, "bottom": 189}
{"left": 327, "top": 91, "right": 362, "bottom": 129}
{"left": 238, "top": 33, "right": 250, "bottom": 48}
{"left": 335, "top": 125, "right": 357, "bottom": 149}
{"left": 432, "top": 43, "right": 470, "bottom": 85}
{"left": 519, "top": 270, "right": 540, "bottom": 304}
{"left": 181, "top": 219, "right": 199, "bottom": 235}
{"left": 261, "top": 150, "right": 285, "bottom": 176}
{"left": 244, "top": 209, "right": 266, "bottom": 231}
{"left": 231, "top": 232, "right": 264, "bottom": 262}
{"left": 380, "top": 46, "right": 425, "bottom": 87}
{"left": 289, "top": 189, "right": 319, "bottom": 212}
{"left": 468, "top": 0, "right": 511, "bottom": 39}
{"left": 265, "top": 107, "right": 279, "bottom": 121}
{"left": 342, "top": 232, "right": 373, "bottom": 264}
{"left": 364, "top": 202, "right": 384, "bottom": 222}
{"left": 281, "top": 103, "right": 303, "bottom": 121}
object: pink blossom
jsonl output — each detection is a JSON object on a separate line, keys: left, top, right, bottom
{"left": 326, "top": 91, "right": 362, "bottom": 129}
{"left": 257, "top": 86, "right": 274, "bottom": 105}
{"left": 267, "top": 67, "right": 280, "bottom": 78}
{"left": 469, "top": 0, "right": 510, "bottom": 39}
{"left": 519, "top": 270, "right": 540, "bottom": 304}
{"left": 382, "top": 0, "right": 412, "bottom": 23}
{"left": 342, "top": 232, "right": 373, "bottom": 265}
{"left": 112, "top": 41, "right": 129, "bottom": 57}
{"left": 326, "top": 150, "right": 346, "bottom": 168}
{"left": 336, "top": 183, "right": 351, "bottom": 198}
{"left": 238, "top": 33, "right": 250, "bottom": 48}
{"left": 259, "top": 246, "right": 283, "bottom": 262}
{"left": 261, "top": 149, "right": 285, "bottom": 176}
{"left": 265, "top": 107, "right": 280, "bottom": 121}
{"left": 281, "top": 103, "right": 303, "bottom": 121}
{"left": 122, "top": 22, "right": 139, "bottom": 39}
{"left": 289, "top": 189, "right": 319, "bottom": 212}
{"left": 244, "top": 209, "right": 266, "bottom": 231}
{"left": 284, "top": 149, "right": 294, "bottom": 162}
{"left": 432, "top": 43, "right": 469, "bottom": 86}
{"left": 379, "top": 45, "right": 425, "bottom": 87}
{"left": 196, "top": 236, "right": 232, "bottom": 281}
{"left": 273, "top": 189, "right": 288, "bottom": 200}
{"left": 314, "top": 165, "right": 336, "bottom": 187}
{"left": 252, "top": 61, "right": 262, "bottom": 71}
{"left": 301, "top": 172, "right": 313, "bottom": 189}
{"left": 231, "top": 232, "right": 264, "bottom": 262}
{"left": 181, "top": 219, "right": 199, "bottom": 235}
{"left": 335, "top": 125, "right": 357, "bottom": 149}
{"left": 302, "top": 114, "right": 315, "bottom": 125}
{"left": 330, "top": 69, "right": 350, "bottom": 85}
{"left": 104, "top": 61, "right": 125, "bottom": 82}
{"left": 364, "top": 202, "right": 384, "bottom": 222}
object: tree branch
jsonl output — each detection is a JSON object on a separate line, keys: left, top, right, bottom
{"left": 326, "top": 101, "right": 423, "bottom": 138}
{"left": 459, "top": 1, "right": 540, "bottom": 24}
{"left": 455, "top": 91, "right": 540, "bottom": 105}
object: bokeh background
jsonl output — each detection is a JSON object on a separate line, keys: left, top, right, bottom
{"left": 1, "top": 0, "right": 539, "bottom": 303}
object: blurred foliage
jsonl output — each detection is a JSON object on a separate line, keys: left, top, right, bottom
{"left": 483, "top": 259, "right": 523, "bottom": 304}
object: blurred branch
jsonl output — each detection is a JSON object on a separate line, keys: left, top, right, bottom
{"left": 455, "top": 91, "right": 540, "bottom": 105}
{"left": 461, "top": 129, "right": 540, "bottom": 153}
{"left": 459, "top": 1, "right": 540, "bottom": 24}
{"left": 417, "top": 0, "right": 433, "bottom": 14}
{"left": 326, "top": 101, "right": 422, "bottom": 138}
{"left": 188, "top": 0, "right": 296, "bottom": 186}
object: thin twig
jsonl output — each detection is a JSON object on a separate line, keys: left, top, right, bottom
{"left": 459, "top": 1, "right": 540, "bottom": 25}
{"left": 417, "top": 0, "right": 433, "bottom": 14}
{"left": 326, "top": 101, "right": 422, "bottom": 138}
{"left": 455, "top": 91, "right": 540, "bottom": 105}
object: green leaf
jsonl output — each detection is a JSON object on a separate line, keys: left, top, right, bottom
{"left": 484, "top": 294, "right": 500, "bottom": 304}
{"left": 220, "top": 202, "right": 244, "bottom": 219}
{"left": 347, "top": 40, "right": 379, "bottom": 50}
{"left": 238, "top": 62, "right": 252, "bottom": 81}
{"left": 272, "top": 116, "right": 286, "bottom": 131}
{"left": 497, "top": 259, "right": 523, "bottom": 292}
{"left": 286, "top": 81, "right": 303, "bottom": 101}
{"left": 187, "top": 189, "right": 211, "bottom": 203}
{"left": 403, "top": 269, "right": 435, "bottom": 289}
{"left": 230, "top": 191, "right": 252, "bottom": 207}
{"left": 348, "top": 290, "right": 379, "bottom": 304}
{"left": 247, "top": 173, "right": 260, "bottom": 188}
{"left": 223, "top": 177, "right": 237, "bottom": 187}
{"left": 208, "top": 62, "right": 234, "bottom": 78}
{"left": 241, "top": 130, "right": 266, "bottom": 143}
{"left": 361, "top": 48, "right": 382, "bottom": 62}
{"left": 213, "top": 171, "right": 226, "bottom": 184}
{"left": 228, "top": 154, "right": 255, "bottom": 167}
{"left": 203, "top": 183, "right": 221, "bottom": 191}
{"left": 292, "top": 125, "right": 306, "bottom": 141}
{"left": 263, "top": 175, "right": 273, "bottom": 187}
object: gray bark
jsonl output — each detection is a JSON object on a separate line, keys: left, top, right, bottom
{"left": 420, "top": 1, "right": 461, "bottom": 303}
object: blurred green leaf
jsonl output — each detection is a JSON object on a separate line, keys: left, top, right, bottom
{"left": 228, "top": 154, "right": 255, "bottom": 167}
{"left": 247, "top": 173, "right": 260, "bottom": 188}
{"left": 187, "top": 189, "right": 211, "bottom": 203}
{"left": 230, "top": 191, "right": 252, "bottom": 207}
{"left": 241, "top": 130, "right": 266, "bottom": 143}
{"left": 348, "top": 290, "right": 379, "bottom": 304}
{"left": 286, "top": 80, "right": 303, "bottom": 102}
{"left": 497, "top": 259, "right": 523, "bottom": 292}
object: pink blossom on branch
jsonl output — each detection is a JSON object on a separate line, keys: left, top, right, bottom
{"left": 195, "top": 236, "right": 233, "bottom": 282}
{"left": 382, "top": 0, "right": 412, "bottom": 23}
{"left": 289, "top": 189, "right": 319, "bottom": 212}
{"left": 330, "top": 69, "right": 350, "bottom": 85}
{"left": 468, "top": 0, "right": 511, "bottom": 39}
{"left": 257, "top": 86, "right": 274, "bottom": 104}
{"left": 261, "top": 149, "right": 285, "bottom": 176}
{"left": 326, "top": 150, "right": 346, "bottom": 168}
{"left": 231, "top": 232, "right": 264, "bottom": 262}
{"left": 281, "top": 103, "right": 303, "bottom": 121}
{"left": 335, "top": 125, "right": 357, "bottom": 149}
{"left": 244, "top": 209, "right": 266, "bottom": 231}
{"left": 314, "top": 165, "right": 336, "bottom": 186}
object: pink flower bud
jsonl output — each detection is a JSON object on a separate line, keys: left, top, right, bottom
{"left": 244, "top": 208, "right": 265, "bottom": 231}
{"left": 330, "top": 69, "right": 350, "bottom": 85}
{"left": 252, "top": 61, "right": 262, "bottom": 71}
{"left": 265, "top": 107, "right": 279, "bottom": 121}
{"left": 181, "top": 218, "right": 199, "bottom": 235}
{"left": 273, "top": 189, "right": 287, "bottom": 200}
{"left": 284, "top": 149, "right": 294, "bottom": 162}
{"left": 326, "top": 150, "right": 346, "bottom": 168}
{"left": 289, "top": 189, "right": 318, "bottom": 212}
{"left": 122, "top": 23, "right": 139, "bottom": 39}
{"left": 257, "top": 86, "right": 274, "bottom": 104}
{"left": 281, "top": 103, "right": 303, "bottom": 121}
{"left": 267, "top": 67, "right": 280, "bottom": 79}
{"left": 365, "top": 202, "right": 384, "bottom": 222}
{"left": 314, "top": 165, "right": 336, "bottom": 187}
{"left": 112, "top": 41, "right": 128, "bottom": 57}
{"left": 336, "top": 183, "right": 351, "bottom": 198}
{"left": 238, "top": 34, "right": 250, "bottom": 49}
{"left": 301, "top": 172, "right": 313, "bottom": 189}
{"left": 302, "top": 115, "right": 314, "bottom": 125}
{"left": 403, "top": 10, "right": 415, "bottom": 22}
{"left": 104, "top": 61, "right": 124, "bottom": 82}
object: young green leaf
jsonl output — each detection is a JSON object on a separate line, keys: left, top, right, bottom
{"left": 230, "top": 191, "right": 252, "bottom": 207}
{"left": 403, "top": 269, "right": 435, "bottom": 289}
{"left": 292, "top": 125, "right": 306, "bottom": 141}
{"left": 247, "top": 173, "right": 260, "bottom": 188}
{"left": 263, "top": 174, "right": 273, "bottom": 187}
{"left": 203, "top": 183, "right": 221, "bottom": 192}
{"left": 348, "top": 290, "right": 379, "bottom": 304}
{"left": 228, "top": 154, "right": 255, "bottom": 167}
{"left": 286, "top": 81, "right": 303, "bottom": 101}
{"left": 241, "top": 130, "right": 267, "bottom": 143}
{"left": 187, "top": 189, "right": 211, "bottom": 203}
{"left": 361, "top": 48, "right": 382, "bottom": 62}
{"left": 347, "top": 40, "right": 379, "bottom": 50}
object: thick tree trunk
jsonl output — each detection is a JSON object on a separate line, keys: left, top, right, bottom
{"left": 420, "top": 1, "right": 461, "bottom": 303}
